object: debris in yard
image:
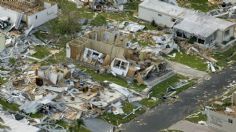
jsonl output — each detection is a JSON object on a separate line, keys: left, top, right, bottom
{"left": 66, "top": 27, "right": 174, "bottom": 87}
{"left": 207, "top": 61, "right": 216, "bottom": 73}
{"left": 111, "top": 102, "right": 124, "bottom": 115}
{"left": 1, "top": 0, "right": 235, "bottom": 130}
{"left": 168, "top": 53, "right": 176, "bottom": 58}
{"left": 198, "top": 120, "right": 207, "bottom": 126}
{"left": 91, "top": 0, "right": 128, "bottom": 12}
{"left": 122, "top": 105, "right": 142, "bottom": 119}
{"left": 208, "top": 3, "right": 236, "bottom": 19}
{"left": 119, "top": 21, "right": 145, "bottom": 33}
{"left": 0, "top": 60, "right": 143, "bottom": 130}
{"left": 162, "top": 80, "right": 190, "bottom": 99}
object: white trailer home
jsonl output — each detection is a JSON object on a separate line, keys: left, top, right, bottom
{"left": 138, "top": 0, "right": 236, "bottom": 47}
{"left": 0, "top": 1, "right": 58, "bottom": 30}
{"left": 26, "top": 2, "right": 58, "bottom": 28}
{"left": 173, "top": 13, "right": 236, "bottom": 47}
{"left": 138, "top": 0, "right": 186, "bottom": 27}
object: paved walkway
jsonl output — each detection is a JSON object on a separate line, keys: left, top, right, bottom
{"left": 167, "top": 60, "right": 210, "bottom": 79}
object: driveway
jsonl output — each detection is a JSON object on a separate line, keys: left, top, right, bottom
{"left": 168, "top": 60, "right": 209, "bottom": 79}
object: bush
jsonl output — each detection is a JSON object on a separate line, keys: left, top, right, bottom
{"left": 49, "top": 17, "right": 81, "bottom": 35}
{"left": 9, "top": 58, "right": 16, "bottom": 65}
{"left": 90, "top": 15, "right": 107, "bottom": 26}
{"left": 32, "top": 46, "right": 50, "bottom": 59}
{"left": 151, "top": 20, "right": 157, "bottom": 27}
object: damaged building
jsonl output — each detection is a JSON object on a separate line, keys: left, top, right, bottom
{"left": 138, "top": 0, "right": 236, "bottom": 47}
{"left": 205, "top": 91, "right": 236, "bottom": 132}
{"left": 173, "top": 13, "right": 235, "bottom": 47}
{"left": 0, "top": 0, "right": 58, "bottom": 31}
{"left": 66, "top": 28, "right": 174, "bottom": 88}
{"left": 69, "top": 0, "right": 128, "bottom": 11}
{"left": 0, "top": 63, "right": 141, "bottom": 125}
{"left": 91, "top": 0, "right": 127, "bottom": 11}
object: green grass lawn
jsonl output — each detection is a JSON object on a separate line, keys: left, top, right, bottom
{"left": 151, "top": 74, "right": 186, "bottom": 97}
{"left": 101, "top": 102, "right": 145, "bottom": 125}
{"left": 169, "top": 52, "right": 207, "bottom": 71}
{"left": 32, "top": 46, "right": 51, "bottom": 59}
{"left": 213, "top": 45, "right": 236, "bottom": 67}
{"left": 56, "top": 120, "right": 91, "bottom": 132}
{"left": 175, "top": 81, "right": 195, "bottom": 94}
{"left": 101, "top": 11, "right": 137, "bottom": 22}
{"left": 34, "top": 31, "right": 48, "bottom": 40}
{"left": 0, "top": 78, "right": 6, "bottom": 86}
{"left": 29, "top": 113, "right": 44, "bottom": 118}
{"left": 140, "top": 98, "right": 161, "bottom": 108}
{"left": 40, "top": 49, "right": 66, "bottom": 66}
{"left": 177, "top": 0, "right": 217, "bottom": 12}
{"left": 44, "top": 0, "right": 82, "bottom": 35}
{"left": 186, "top": 112, "right": 207, "bottom": 123}
{"left": 77, "top": 7, "right": 94, "bottom": 19}
{"left": 79, "top": 127, "right": 91, "bottom": 132}
{"left": 140, "top": 75, "right": 195, "bottom": 108}
{"left": 0, "top": 98, "right": 19, "bottom": 111}
{"left": 124, "top": 0, "right": 140, "bottom": 11}
{"left": 90, "top": 14, "right": 107, "bottom": 26}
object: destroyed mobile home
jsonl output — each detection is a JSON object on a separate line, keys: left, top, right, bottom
{"left": 1, "top": 0, "right": 236, "bottom": 131}
{"left": 0, "top": 20, "right": 178, "bottom": 131}
{"left": 0, "top": 27, "right": 147, "bottom": 131}
{"left": 66, "top": 28, "right": 175, "bottom": 88}
{"left": 69, "top": 0, "right": 128, "bottom": 12}
{"left": 0, "top": 0, "right": 58, "bottom": 34}
{"left": 0, "top": 63, "right": 143, "bottom": 125}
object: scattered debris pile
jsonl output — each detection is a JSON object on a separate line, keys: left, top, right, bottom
{"left": 208, "top": 2, "right": 236, "bottom": 18}
{"left": 119, "top": 21, "right": 145, "bottom": 33}
{"left": 91, "top": 0, "right": 128, "bottom": 12}
{"left": 66, "top": 27, "right": 175, "bottom": 87}
{"left": 71, "top": 0, "right": 128, "bottom": 11}
{"left": 0, "top": 63, "right": 142, "bottom": 129}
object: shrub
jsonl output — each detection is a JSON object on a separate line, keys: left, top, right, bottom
{"left": 90, "top": 15, "right": 107, "bottom": 26}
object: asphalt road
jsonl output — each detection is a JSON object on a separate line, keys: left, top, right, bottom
{"left": 123, "top": 65, "right": 236, "bottom": 132}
